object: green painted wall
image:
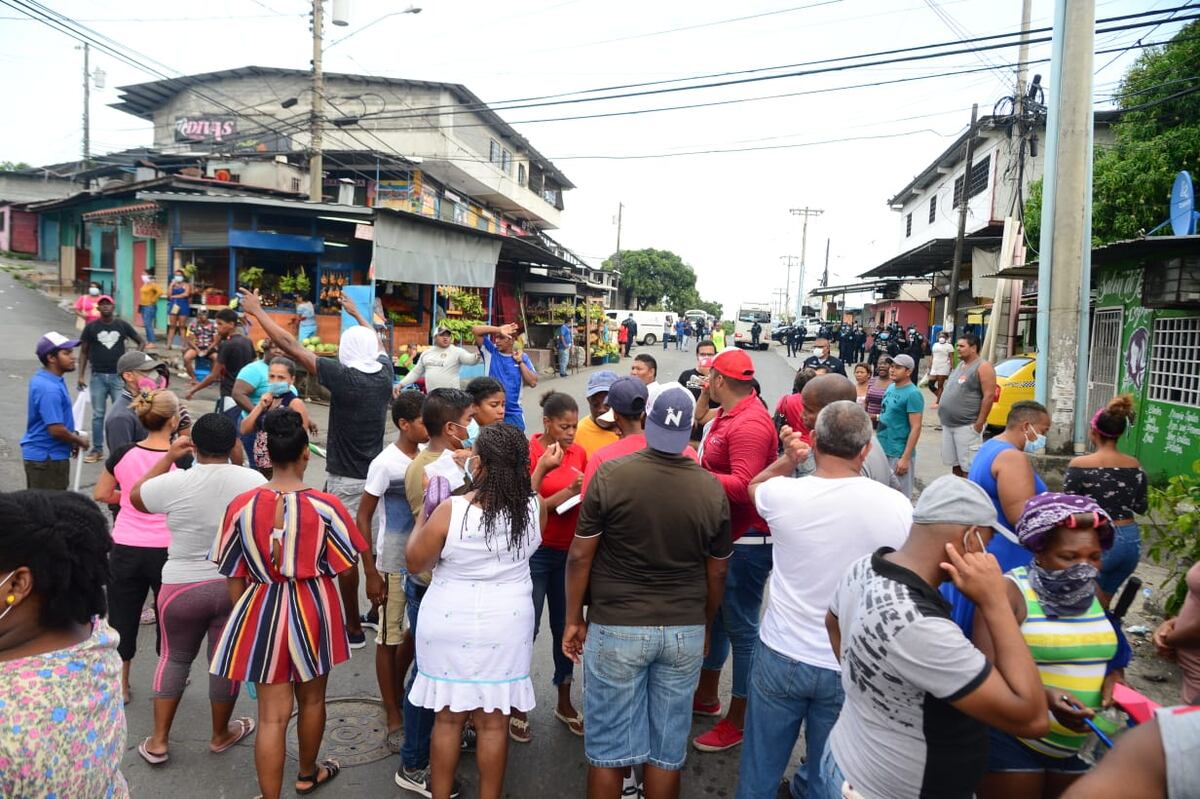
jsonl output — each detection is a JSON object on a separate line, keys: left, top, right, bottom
{"left": 1094, "top": 261, "right": 1200, "bottom": 481}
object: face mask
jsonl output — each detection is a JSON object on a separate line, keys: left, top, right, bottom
{"left": 962, "top": 528, "right": 986, "bottom": 555}
{"left": 137, "top": 375, "right": 166, "bottom": 392}
{"left": 1027, "top": 561, "right": 1099, "bottom": 616}
{"left": 173, "top": 275, "right": 183, "bottom": 283}
{"left": 813, "top": 347, "right": 825, "bottom": 358}
{"left": 1024, "top": 425, "right": 1047, "bottom": 453}
{"left": 0, "top": 571, "right": 16, "bottom": 626}
{"left": 88, "top": 287, "right": 100, "bottom": 296}
{"left": 268, "top": 381, "right": 292, "bottom": 396}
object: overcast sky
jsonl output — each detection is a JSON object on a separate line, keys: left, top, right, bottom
{"left": 0, "top": 0, "right": 1184, "bottom": 316}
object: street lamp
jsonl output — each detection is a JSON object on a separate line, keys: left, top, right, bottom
{"left": 327, "top": 5, "right": 421, "bottom": 49}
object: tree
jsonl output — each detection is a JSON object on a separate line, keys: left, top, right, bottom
{"left": 1024, "top": 21, "right": 1200, "bottom": 245}
{"left": 603, "top": 247, "right": 694, "bottom": 309}
{"left": 0, "top": 161, "right": 31, "bottom": 172}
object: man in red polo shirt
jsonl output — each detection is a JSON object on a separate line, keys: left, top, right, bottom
{"left": 692, "top": 348, "right": 779, "bottom": 753}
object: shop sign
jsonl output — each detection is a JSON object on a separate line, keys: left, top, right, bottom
{"left": 174, "top": 115, "right": 237, "bottom": 143}
{"left": 132, "top": 217, "right": 162, "bottom": 238}
{"left": 355, "top": 224, "right": 374, "bottom": 241}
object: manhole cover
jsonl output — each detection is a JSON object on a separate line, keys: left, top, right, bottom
{"left": 285, "top": 696, "right": 391, "bottom": 767}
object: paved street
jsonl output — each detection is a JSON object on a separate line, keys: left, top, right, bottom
{"left": 1, "top": 267, "right": 950, "bottom": 797}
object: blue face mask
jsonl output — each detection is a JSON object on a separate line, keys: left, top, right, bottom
{"left": 268, "top": 381, "right": 292, "bottom": 396}
{"left": 1024, "top": 425, "right": 1047, "bottom": 453}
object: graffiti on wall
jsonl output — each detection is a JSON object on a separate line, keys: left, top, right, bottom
{"left": 1125, "top": 326, "right": 1149, "bottom": 390}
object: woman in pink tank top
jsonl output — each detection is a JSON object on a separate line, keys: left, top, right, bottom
{"left": 94, "top": 388, "right": 182, "bottom": 703}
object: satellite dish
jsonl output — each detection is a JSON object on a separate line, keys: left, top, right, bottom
{"left": 1170, "top": 170, "right": 1196, "bottom": 236}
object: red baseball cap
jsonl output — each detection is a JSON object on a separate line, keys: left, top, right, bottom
{"left": 711, "top": 348, "right": 755, "bottom": 379}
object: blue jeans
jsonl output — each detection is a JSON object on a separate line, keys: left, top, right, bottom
{"left": 736, "top": 640, "right": 845, "bottom": 799}
{"left": 140, "top": 304, "right": 157, "bottom": 343}
{"left": 1098, "top": 521, "right": 1141, "bottom": 594}
{"left": 815, "top": 742, "right": 848, "bottom": 799}
{"left": 702, "top": 539, "right": 773, "bottom": 698}
{"left": 530, "top": 546, "right": 573, "bottom": 686}
{"left": 401, "top": 577, "right": 436, "bottom": 770}
{"left": 557, "top": 348, "right": 569, "bottom": 377}
{"left": 88, "top": 372, "right": 124, "bottom": 453}
{"left": 583, "top": 624, "right": 705, "bottom": 770}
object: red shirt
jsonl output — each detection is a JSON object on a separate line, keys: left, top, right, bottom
{"left": 774, "top": 394, "right": 812, "bottom": 444}
{"left": 701, "top": 393, "right": 777, "bottom": 540}
{"left": 581, "top": 432, "right": 698, "bottom": 495}
{"left": 529, "top": 435, "right": 589, "bottom": 550}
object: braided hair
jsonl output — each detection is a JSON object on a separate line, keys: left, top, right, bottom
{"left": 0, "top": 490, "right": 111, "bottom": 628}
{"left": 469, "top": 423, "right": 534, "bottom": 554}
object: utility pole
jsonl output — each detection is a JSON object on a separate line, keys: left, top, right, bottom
{"left": 614, "top": 202, "right": 623, "bottom": 304}
{"left": 779, "top": 255, "right": 798, "bottom": 319}
{"left": 821, "top": 238, "right": 830, "bottom": 288}
{"left": 81, "top": 43, "right": 90, "bottom": 168}
{"left": 1035, "top": 0, "right": 1096, "bottom": 455}
{"left": 309, "top": 0, "right": 325, "bottom": 202}
{"left": 789, "top": 207, "right": 823, "bottom": 320}
{"left": 946, "top": 103, "right": 979, "bottom": 334}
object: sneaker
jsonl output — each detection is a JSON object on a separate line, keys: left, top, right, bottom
{"left": 460, "top": 725, "right": 476, "bottom": 752}
{"left": 348, "top": 630, "right": 367, "bottom": 650}
{"left": 692, "top": 697, "right": 722, "bottom": 717}
{"left": 621, "top": 772, "right": 643, "bottom": 797}
{"left": 84, "top": 451, "right": 104, "bottom": 464}
{"left": 692, "top": 719, "right": 744, "bottom": 752}
{"left": 394, "top": 766, "right": 461, "bottom": 798}
{"left": 360, "top": 612, "right": 379, "bottom": 632}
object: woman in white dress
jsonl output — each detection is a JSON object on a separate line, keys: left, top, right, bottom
{"left": 407, "top": 422, "right": 545, "bottom": 799}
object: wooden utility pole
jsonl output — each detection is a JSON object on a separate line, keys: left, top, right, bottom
{"left": 946, "top": 103, "right": 979, "bottom": 334}
{"left": 309, "top": 0, "right": 325, "bottom": 202}
{"left": 81, "top": 43, "right": 90, "bottom": 168}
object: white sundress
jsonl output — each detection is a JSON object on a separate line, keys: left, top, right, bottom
{"left": 408, "top": 495, "right": 541, "bottom": 714}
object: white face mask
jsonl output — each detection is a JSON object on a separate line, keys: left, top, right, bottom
{"left": 962, "top": 528, "right": 986, "bottom": 555}
{"left": 0, "top": 571, "right": 17, "bottom": 626}
{"left": 813, "top": 347, "right": 825, "bottom": 358}
{"left": 88, "top": 287, "right": 100, "bottom": 296}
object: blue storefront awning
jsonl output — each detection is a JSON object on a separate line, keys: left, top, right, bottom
{"left": 229, "top": 229, "right": 325, "bottom": 253}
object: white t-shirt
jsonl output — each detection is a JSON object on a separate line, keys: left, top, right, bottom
{"left": 139, "top": 463, "right": 267, "bottom": 584}
{"left": 363, "top": 443, "right": 416, "bottom": 572}
{"left": 754, "top": 474, "right": 913, "bottom": 670}
{"left": 398, "top": 344, "right": 481, "bottom": 391}
{"left": 930, "top": 340, "right": 953, "bottom": 375}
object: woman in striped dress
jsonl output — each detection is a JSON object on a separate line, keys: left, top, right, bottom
{"left": 973, "top": 493, "right": 1126, "bottom": 799}
{"left": 209, "top": 408, "right": 369, "bottom": 799}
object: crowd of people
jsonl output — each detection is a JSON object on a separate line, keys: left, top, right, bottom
{"left": 9, "top": 307, "right": 1200, "bottom": 799}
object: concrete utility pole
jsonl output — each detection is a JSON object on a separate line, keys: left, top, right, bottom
{"left": 614, "top": 201, "right": 623, "bottom": 303}
{"left": 789, "top": 207, "right": 823, "bottom": 319}
{"left": 821, "top": 238, "right": 831, "bottom": 288}
{"left": 81, "top": 43, "right": 90, "bottom": 167}
{"left": 1035, "top": 0, "right": 1096, "bottom": 455}
{"left": 946, "top": 103, "right": 979, "bottom": 334}
{"left": 309, "top": 0, "right": 325, "bottom": 202}
{"left": 779, "top": 255, "right": 798, "bottom": 319}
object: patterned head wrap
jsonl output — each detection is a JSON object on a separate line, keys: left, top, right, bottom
{"left": 1015, "top": 493, "right": 1114, "bottom": 552}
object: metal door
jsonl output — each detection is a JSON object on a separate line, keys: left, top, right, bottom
{"left": 1086, "top": 308, "right": 1123, "bottom": 422}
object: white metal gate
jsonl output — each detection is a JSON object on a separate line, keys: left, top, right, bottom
{"left": 1086, "top": 308, "right": 1124, "bottom": 422}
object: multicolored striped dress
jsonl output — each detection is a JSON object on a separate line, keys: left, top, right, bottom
{"left": 1008, "top": 566, "right": 1119, "bottom": 757}
{"left": 208, "top": 487, "right": 368, "bottom": 684}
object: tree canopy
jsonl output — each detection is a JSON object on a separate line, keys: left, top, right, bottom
{"left": 1025, "top": 21, "right": 1200, "bottom": 245}
{"left": 0, "top": 161, "right": 31, "bottom": 172}
{"left": 602, "top": 247, "right": 722, "bottom": 317}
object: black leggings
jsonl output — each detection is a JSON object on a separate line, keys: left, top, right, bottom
{"left": 108, "top": 544, "right": 168, "bottom": 662}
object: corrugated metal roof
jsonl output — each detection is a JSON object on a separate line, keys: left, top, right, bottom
{"left": 81, "top": 202, "right": 160, "bottom": 220}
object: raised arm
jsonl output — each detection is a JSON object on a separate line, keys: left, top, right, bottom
{"left": 238, "top": 290, "right": 318, "bottom": 374}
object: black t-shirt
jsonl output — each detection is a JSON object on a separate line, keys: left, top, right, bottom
{"left": 577, "top": 449, "right": 732, "bottom": 626}
{"left": 677, "top": 368, "right": 708, "bottom": 400}
{"left": 217, "top": 334, "right": 255, "bottom": 396}
{"left": 81, "top": 318, "right": 140, "bottom": 374}
{"left": 316, "top": 354, "right": 395, "bottom": 479}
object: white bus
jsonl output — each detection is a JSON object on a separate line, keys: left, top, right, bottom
{"left": 732, "top": 302, "right": 772, "bottom": 350}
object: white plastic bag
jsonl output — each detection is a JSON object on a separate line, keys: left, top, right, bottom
{"left": 71, "top": 390, "right": 91, "bottom": 493}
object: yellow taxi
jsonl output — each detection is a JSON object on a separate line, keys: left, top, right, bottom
{"left": 986, "top": 354, "right": 1037, "bottom": 432}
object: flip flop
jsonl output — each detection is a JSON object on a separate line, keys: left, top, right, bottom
{"left": 138, "top": 737, "right": 169, "bottom": 766}
{"left": 508, "top": 714, "right": 532, "bottom": 743}
{"left": 296, "top": 759, "right": 341, "bottom": 795}
{"left": 554, "top": 709, "right": 584, "bottom": 737}
{"left": 210, "top": 717, "right": 256, "bottom": 753}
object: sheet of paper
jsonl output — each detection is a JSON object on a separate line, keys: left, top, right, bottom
{"left": 425, "top": 453, "right": 466, "bottom": 492}
{"left": 556, "top": 493, "right": 582, "bottom": 515}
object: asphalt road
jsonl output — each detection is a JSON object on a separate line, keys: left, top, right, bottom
{"left": 0, "top": 265, "right": 949, "bottom": 798}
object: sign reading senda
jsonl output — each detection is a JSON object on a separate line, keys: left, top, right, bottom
{"left": 174, "top": 115, "right": 237, "bottom": 143}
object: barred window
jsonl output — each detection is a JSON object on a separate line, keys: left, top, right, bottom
{"left": 953, "top": 153, "right": 991, "bottom": 207}
{"left": 1148, "top": 316, "right": 1200, "bottom": 407}
{"left": 905, "top": 212, "right": 913, "bottom": 237}
{"left": 928, "top": 194, "right": 937, "bottom": 224}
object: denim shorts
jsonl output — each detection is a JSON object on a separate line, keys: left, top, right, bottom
{"left": 1098, "top": 521, "right": 1141, "bottom": 594}
{"left": 583, "top": 623, "right": 704, "bottom": 770}
{"left": 986, "top": 727, "right": 1090, "bottom": 774}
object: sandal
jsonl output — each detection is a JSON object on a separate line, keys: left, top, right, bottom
{"left": 296, "top": 759, "right": 340, "bottom": 795}
{"left": 137, "top": 737, "right": 169, "bottom": 766}
{"left": 555, "top": 709, "right": 584, "bottom": 737}
{"left": 508, "top": 714, "right": 532, "bottom": 743}
{"left": 210, "top": 717, "right": 256, "bottom": 753}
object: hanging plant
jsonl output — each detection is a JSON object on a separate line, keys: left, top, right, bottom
{"left": 237, "top": 266, "right": 265, "bottom": 289}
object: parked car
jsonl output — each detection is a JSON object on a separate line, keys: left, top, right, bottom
{"left": 605, "top": 309, "right": 675, "bottom": 346}
{"left": 985, "top": 354, "right": 1037, "bottom": 434}
{"left": 771, "top": 323, "right": 795, "bottom": 343}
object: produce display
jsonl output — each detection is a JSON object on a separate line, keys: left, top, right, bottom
{"left": 302, "top": 336, "right": 339, "bottom": 355}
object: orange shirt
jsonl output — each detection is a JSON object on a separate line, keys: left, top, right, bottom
{"left": 574, "top": 415, "right": 620, "bottom": 457}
